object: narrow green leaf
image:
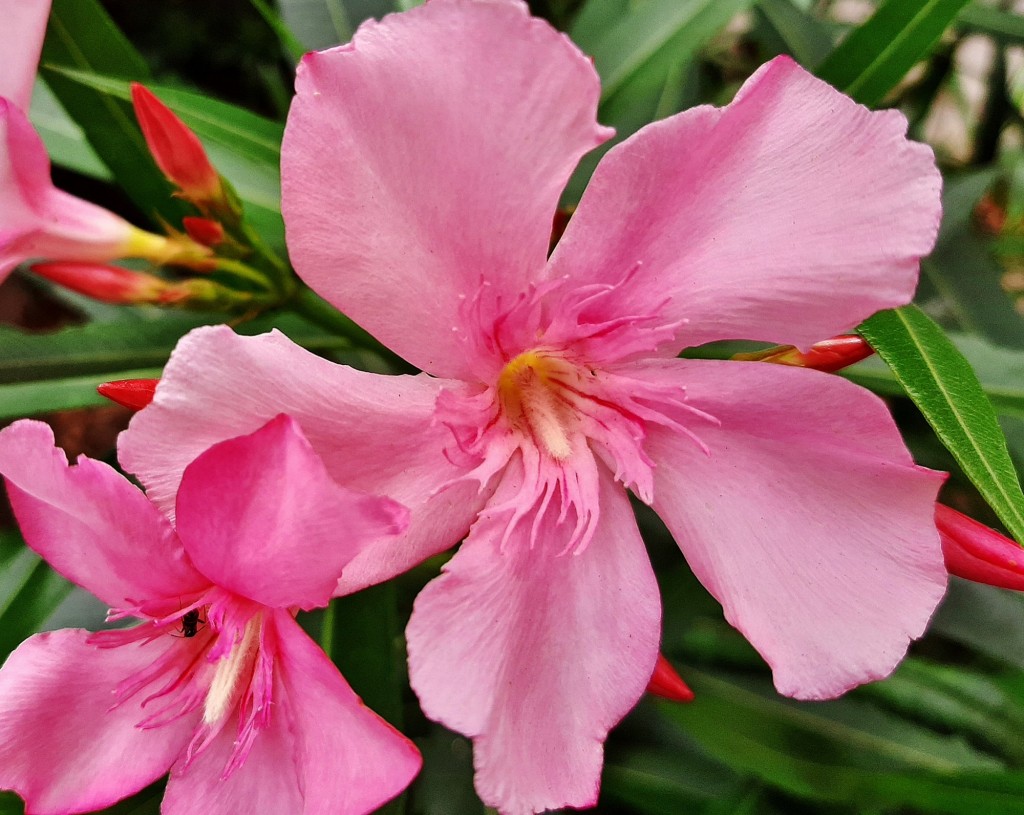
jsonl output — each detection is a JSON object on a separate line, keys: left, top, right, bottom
{"left": 0, "top": 548, "right": 73, "bottom": 660}
{"left": 816, "top": 0, "right": 972, "bottom": 106}
{"left": 40, "top": 0, "right": 185, "bottom": 223}
{"left": 858, "top": 306, "right": 1024, "bottom": 544}
{"left": 661, "top": 668, "right": 1024, "bottom": 813}
{"left": 958, "top": 4, "right": 1024, "bottom": 42}
{"left": 579, "top": 0, "right": 757, "bottom": 102}
{"left": 28, "top": 80, "right": 110, "bottom": 181}
{"left": 248, "top": 0, "right": 308, "bottom": 62}
{"left": 48, "top": 68, "right": 283, "bottom": 167}
{"left": 755, "top": 0, "right": 833, "bottom": 68}
{"left": 0, "top": 367, "right": 163, "bottom": 420}
{"left": 43, "top": 67, "right": 284, "bottom": 217}
{"left": 277, "top": 0, "right": 353, "bottom": 50}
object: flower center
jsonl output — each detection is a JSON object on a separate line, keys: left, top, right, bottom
{"left": 496, "top": 350, "right": 583, "bottom": 461}
{"left": 203, "top": 612, "right": 261, "bottom": 726}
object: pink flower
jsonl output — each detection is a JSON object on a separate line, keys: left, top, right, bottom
{"left": 121, "top": 1, "right": 948, "bottom": 811}
{"left": 0, "top": 1, "right": 196, "bottom": 283}
{"left": 0, "top": 416, "right": 421, "bottom": 815}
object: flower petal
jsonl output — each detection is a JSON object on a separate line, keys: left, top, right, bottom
{"left": 407, "top": 460, "right": 660, "bottom": 814}
{"left": 2, "top": 0, "right": 50, "bottom": 110}
{"left": 119, "top": 326, "right": 485, "bottom": 594}
{"left": 642, "top": 359, "right": 947, "bottom": 699}
{"left": 0, "top": 420, "right": 207, "bottom": 613}
{"left": 162, "top": 699, "right": 303, "bottom": 815}
{"left": 281, "top": 0, "right": 610, "bottom": 378}
{"left": 0, "top": 629, "right": 196, "bottom": 815}
{"left": 274, "top": 613, "right": 422, "bottom": 812}
{"left": 2, "top": 100, "right": 134, "bottom": 280}
{"left": 175, "top": 415, "right": 407, "bottom": 610}
{"left": 547, "top": 56, "right": 941, "bottom": 353}
{"left": 163, "top": 613, "right": 420, "bottom": 815}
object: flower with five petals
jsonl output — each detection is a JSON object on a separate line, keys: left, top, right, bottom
{"left": 121, "top": 1, "right": 948, "bottom": 811}
{"left": 0, "top": 416, "right": 420, "bottom": 815}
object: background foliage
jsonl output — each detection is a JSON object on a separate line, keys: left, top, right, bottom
{"left": 4, "top": 0, "right": 1024, "bottom": 813}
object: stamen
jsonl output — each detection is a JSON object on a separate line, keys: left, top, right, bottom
{"left": 203, "top": 614, "right": 261, "bottom": 726}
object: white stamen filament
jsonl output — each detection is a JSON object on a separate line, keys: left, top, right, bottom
{"left": 203, "top": 615, "right": 260, "bottom": 726}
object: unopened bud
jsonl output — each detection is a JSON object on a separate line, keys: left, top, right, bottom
{"left": 131, "top": 83, "right": 223, "bottom": 204}
{"left": 97, "top": 379, "right": 159, "bottom": 412}
{"left": 31, "top": 262, "right": 174, "bottom": 305}
{"left": 733, "top": 334, "right": 873, "bottom": 373}
{"left": 936, "top": 503, "right": 1024, "bottom": 591}
{"left": 183, "top": 216, "right": 225, "bottom": 247}
{"left": 646, "top": 653, "right": 695, "bottom": 703}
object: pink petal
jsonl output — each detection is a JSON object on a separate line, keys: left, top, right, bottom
{"left": 0, "top": 629, "right": 196, "bottom": 815}
{"left": 546, "top": 56, "right": 941, "bottom": 353}
{"left": 273, "top": 613, "right": 421, "bottom": 812}
{"left": 407, "top": 461, "right": 660, "bottom": 814}
{"left": 175, "top": 415, "right": 408, "bottom": 610}
{"left": 0, "top": 420, "right": 208, "bottom": 613}
{"left": 162, "top": 698, "right": 303, "bottom": 815}
{"left": 119, "top": 326, "right": 486, "bottom": 594}
{"left": 641, "top": 359, "right": 947, "bottom": 699}
{"left": 1, "top": 0, "right": 50, "bottom": 110}
{"left": 281, "top": 0, "right": 610, "bottom": 378}
{"left": 1, "top": 101, "right": 133, "bottom": 280}
{"left": 162, "top": 613, "right": 420, "bottom": 815}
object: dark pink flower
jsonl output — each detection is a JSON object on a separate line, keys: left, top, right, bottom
{"left": 121, "top": 1, "right": 947, "bottom": 811}
{"left": 0, "top": 417, "right": 420, "bottom": 815}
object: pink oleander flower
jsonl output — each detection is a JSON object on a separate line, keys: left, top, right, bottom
{"left": 1, "top": 0, "right": 198, "bottom": 284}
{"left": 120, "top": 1, "right": 948, "bottom": 812}
{"left": 0, "top": 416, "right": 421, "bottom": 815}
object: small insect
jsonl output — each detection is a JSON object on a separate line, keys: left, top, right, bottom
{"left": 180, "top": 609, "right": 203, "bottom": 638}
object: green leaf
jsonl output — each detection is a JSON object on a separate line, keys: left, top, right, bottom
{"left": 845, "top": 332, "right": 1024, "bottom": 424}
{"left": 43, "top": 67, "right": 284, "bottom": 218}
{"left": 566, "top": 0, "right": 743, "bottom": 199}
{"left": 661, "top": 668, "right": 1024, "bottom": 814}
{"left": 859, "top": 658, "right": 1024, "bottom": 765}
{"left": 248, "top": 0, "right": 307, "bottom": 62}
{"left": 277, "top": 0, "right": 353, "bottom": 50}
{"left": 816, "top": 0, "right": 973, "bottom": 106}
{"left": 957, "top": 4, "right": 1024, "bottom": 43}
{"left": 0, "top": 367, "right": 163, "bottom": 421}
{"left": 28, "top": 80, "right": 110, "bottom": 181}
{"left": 755, "top": 0, "right": 833, "bottom": 68}
{"left": 40, "top": 0, "right": 185, "bottom": 223}
{"left": 0, "top": 539, "right": 73, "bottom": 660}
{"left": 576, "top": 0, "right": 757, "bottom": 103}
{"left": 858, "top": 306, "right": 1024, "bottom": 544}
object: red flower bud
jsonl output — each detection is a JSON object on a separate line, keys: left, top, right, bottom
{"left": 183, "top": 216, "right": 225, "bottom": 247}
{"left": 646, "top": 653, "right": 695, "bottom": 703}
{"left": 97, "top": 379, "right": 159, "bottom": 412}
{"left": 31, "top": 262, "right": 172, "bottom": 304}
{"left": 734, "top": 334, "right": 874, "bottom": 372}
{"left": 131, "top": 83, "right": 222, "bottom": 204}
{"left": 936, "top": 504, "right": 1024, "bottom": 591}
